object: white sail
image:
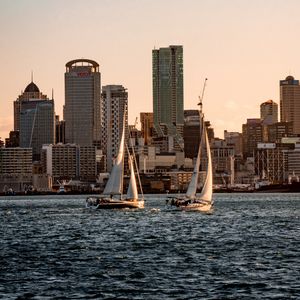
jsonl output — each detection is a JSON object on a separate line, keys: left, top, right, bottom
{"left": 126, "top": 155, "right": 139, "bottom": 200}
{"left": 186, "top": 124, "right": 203, "bottom": 199}
{"left": 199, "top": 127, "right": 213, "bottom": 202}
{"left": 103, "top": 120, "right": 125, "bottom": 195}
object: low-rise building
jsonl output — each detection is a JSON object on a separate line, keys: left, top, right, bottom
{"left": 0, "top": 147, "right": 32, "bottom": 193}
{"left": 42, "top": 144, "right": 97, "bottom": 182}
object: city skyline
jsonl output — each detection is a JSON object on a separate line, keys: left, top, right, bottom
{"left": 2, "top": 0, "right": 300, "bottom": 140}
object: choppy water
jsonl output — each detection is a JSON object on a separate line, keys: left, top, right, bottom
{"left": 0, "top": 193, "right": 299, "bottom": 300}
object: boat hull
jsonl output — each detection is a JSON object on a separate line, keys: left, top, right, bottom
{"left": 86, "top": 197, "right": 144, "bottom": 209}
{"left": 167, "top": 197, "right": 213, "bottom": 212}
{"left": 180, "top": 202, "right": 212, "bottom": 212}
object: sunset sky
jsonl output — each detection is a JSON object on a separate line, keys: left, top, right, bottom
{"left": 1, "top": 0, "right": 300, "bottom": 140}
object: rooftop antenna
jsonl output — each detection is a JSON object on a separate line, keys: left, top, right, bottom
{"left": 52, "top": 88, "right": 54, "bottom": 99}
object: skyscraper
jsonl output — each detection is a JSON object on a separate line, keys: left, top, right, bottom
{"left": 280, "top": 75, "right": 300, "bottom": 135}
{"left": 242, "top": 119, "right": 263, "bottom": 158}
{"left": 101, "top": 85, "right": 128, "bottom": 172}
{"left": 14, "top": 81, "right": 55, "bottom": 161}
{"left": 64, "top": 59, "right": 101, "bottom": 147}
{"left": 152, "top": 45, "right": 184, "bottom": 150}
{"left": 260, "top": 100, "right": 278, "bottom": 125}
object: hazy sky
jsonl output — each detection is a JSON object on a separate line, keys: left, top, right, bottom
{"left": 1, "top": 0, "right": 300, "bottom": 140}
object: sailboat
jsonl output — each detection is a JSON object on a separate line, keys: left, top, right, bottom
{"left": 168, "top": 80, "right": 213, "bottom": 212}
{"left": 86, "top": 115, "right": 144, "bottom": 209}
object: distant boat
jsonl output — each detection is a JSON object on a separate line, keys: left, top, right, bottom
{"left": 5, "top": 187, "right": 16, "bottom": 196}
{"left": 86, "top": 113, "right": 144, "bottom": 209}
{"left": 168, "top": 80, "right": 213, "bottom": 212}
{"left": 57, "top": 180, "right": 71, "bottom": 194}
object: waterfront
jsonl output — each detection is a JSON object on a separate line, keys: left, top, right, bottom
{"left": 0, "top": 194, "right": 299, "bottom": 299}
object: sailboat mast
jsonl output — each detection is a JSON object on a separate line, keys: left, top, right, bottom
{"left": 198, "top": 78, "right": 207, "bottom": 117}
{"left": 128, "top": 118, "right": 144, "bottom": 199}
{"left": 198, "top": 78, "right": 207, "bottom": 147}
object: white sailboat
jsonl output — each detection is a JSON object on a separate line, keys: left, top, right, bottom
{"left": 86, "top": 115, "right": 144, "bottom": 209}
{"left": 168, "top": 80, "right": 213, "bottom": 212}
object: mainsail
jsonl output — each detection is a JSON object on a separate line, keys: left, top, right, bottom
{"left": 186, "top": 123, "right": 203, "bottom": 199}
{"left": 199, "top": 127, "right": 213, "bottom": 202}
{"left": 103, "top": 120, "right": 125, "bottom": 195}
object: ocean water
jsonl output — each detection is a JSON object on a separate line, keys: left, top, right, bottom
{"left": 0, "top": 193, "right": 299, "bottom": 300}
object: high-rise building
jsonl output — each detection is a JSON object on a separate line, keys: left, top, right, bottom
{"left": 64, "top": 59, "right": 101, "bottom": 147}
{"left": 14, "top": 81, "right": 55, "bottom": 161}
{"left": 242, "top": 119, "right": 263, "bottom": 158}
{"left": 267, "top": 122, "right": 293, "bottom": 142}
{"left": 260, "top": 100, "right": 278, "bottom": 125}
{"left": 224, "top": 131, "right": 243, "bottom": 157}
{"left": 152, "top": 45, "right": 184, "bottom": 150}
{"left": 280, "top": 75, "right": 300, "bottom": 135}
{"left": 101, "top": 85, "right": 128, "bottom": 172}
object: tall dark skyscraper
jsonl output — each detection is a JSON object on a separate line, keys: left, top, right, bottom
{"left": 152, "top": 45, "right": 184, "bottom": 150}
{"left": 14, "top": 81, "right": 55, "bottom": 161}
{"left": 64, "top": 59, "right": 101, "bottom": 147}
{"left": 280, "top": 75, "right": 300, "bottom": 135}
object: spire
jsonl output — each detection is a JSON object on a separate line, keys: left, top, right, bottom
{"left": 31, "top": 70, "right": 33, "bottom": 83}
{"left": 52, "top": 88, "right": 54, "bottom": 99}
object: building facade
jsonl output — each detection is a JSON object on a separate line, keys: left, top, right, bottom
{"left": 42, "top": 144, "right": 97, "bottom": 182}
{"left": 140, "top": 112, "right": 154, "bottom": 145}
{"left": 254, "top": 143, "right": 294, "bottom": 184}
{"left": 152, "top": 45, "right": 184, "bottom": 150}
{"left": 280, "top": 76, "right": 300, "bottom": 135}
{"left": 224, "top": 130, "right": 243, "bottom": 156}
{"left": 210, "top": 139, "right": 235, "bottom": 185}
{"left": 101, "top": 85, "right": 128, "bottom": 172}
{"left": 260, "top": 99, "right": 278, "bottom": 125}
{"left": 267, "top": 122, "right": 293, "bottom": 143}
{"left": 5, "top": 131, "right": 19, "bottom": 148}
{"left": 242, "top": 119, "right": 263, "bottom": 158}
{"left": 55, "top": 115, "right": 65, "bottom": 144}
{"left": 183, "top": 110, "right": 200, "bottom": 159}
{"left": 0, "top": 148, "right": 33, "bottom": 192}
{"left": 14, "top": 81, "right": 55, "bottom": 161}
{"left": 64, "top": 59, "right": 101, "bottom": 147}
{"left": 287, "top": 144, "right": 300, "bottom": 180}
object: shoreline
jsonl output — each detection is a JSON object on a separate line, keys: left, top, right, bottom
{"left": 1, "top": 186, "right": 300, "bottom": 197}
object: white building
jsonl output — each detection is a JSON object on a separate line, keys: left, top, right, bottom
{"left": 42, "top": 144, "right": 97, "bottom": 181}
{"left": 101, "top": 85, "right": 128, "bottom": 172}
